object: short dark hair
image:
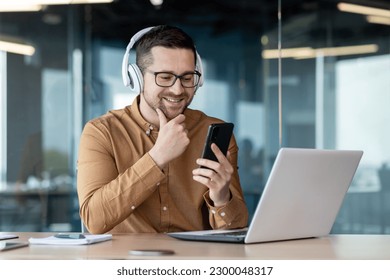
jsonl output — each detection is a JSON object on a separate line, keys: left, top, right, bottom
{"left": 135, "top": 25, "right": 197, "bottom": 72}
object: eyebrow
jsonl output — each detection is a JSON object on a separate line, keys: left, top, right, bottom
{"left": 149, "top": 70, "right": 197, "bottom": 75}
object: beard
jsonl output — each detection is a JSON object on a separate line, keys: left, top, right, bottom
{"left": 144, "top": 91, "right": 195, "bottom": 120}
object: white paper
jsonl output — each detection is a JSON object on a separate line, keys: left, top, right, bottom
{"left": 0, "top": 234, "right": 18, "bottom": 241}
{"left": 28, "top": 234, "right": 112, "bottom": 245}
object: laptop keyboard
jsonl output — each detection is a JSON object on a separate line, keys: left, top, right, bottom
{"left": 210, "top": 230, "right": 248, "bottom": 237}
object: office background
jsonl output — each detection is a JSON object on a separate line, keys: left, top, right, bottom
{"left": 0, "top": 0, "right": 389, "bottom": 233}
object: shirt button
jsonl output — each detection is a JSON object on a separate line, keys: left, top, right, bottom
{"left": 156, "top": 182, "right": 160, "bottom": 186}
{"left": 211, "top": 210, "right": 216, "bottom": 214}
{"left": 162, "top": 206, "right": 167, "bottom": 211}
{"left": 131, "top": 206, "right": 135, "bottom": 210}
{"left": 220, "top": 212, "right": 226, "bottom": 217}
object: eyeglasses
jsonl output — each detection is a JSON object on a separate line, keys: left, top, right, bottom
{"left": 145, "top": 69, "right": 201, "bottom": 88}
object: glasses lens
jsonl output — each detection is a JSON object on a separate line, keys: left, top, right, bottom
{"left": 155, "top": 73, "right": 176, "bottom": 87}
{"left": 180, "top": 73, "right": 198, "bottom": 88}
{"left": 155, "top": 72, "right": 200, "bottom": 88}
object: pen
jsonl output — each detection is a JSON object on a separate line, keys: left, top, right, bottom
{"left": 54, "top": 233, "right": 86, "bottom": 239}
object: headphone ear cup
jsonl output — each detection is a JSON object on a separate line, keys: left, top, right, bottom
{"left": 195, "top": 51, "right": 204, "bottom": 91}
{"left": 122, "top": 26, "right": 154, "bottom": 91}
{"left": 127, "top": 64, "right": 144, "bottom": 94}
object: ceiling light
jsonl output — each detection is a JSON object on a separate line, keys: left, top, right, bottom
{"left": 262, "top": 47, "right": 314, "bottom": 59}
{"left": 0, "top": 0, "right": 114, "bottom": 12}
{"left": 0, "top": 40, "right": 35, "bottom": 56}
{"left": 337, "top": 3, "right": 390, "bottom": 18}
{"left": 150, "top": 0, "right": 163, "bottom": 6}
{"left": 0, "top": 4, "right": 43, "bottom": 12}
{"left": 0, "top": 0, "right": 114, "bottom": 4}
{"left": 42, "top": 13, "right": 63, "bottom": 25}
{"left": 366, "top": 15, "right": 390, "bottom": 26}
{"left": 262, "top": 44, "right": 378, "bottom": 60}
{"left": 314, "top": 44, "right": 378, "bottom": 57}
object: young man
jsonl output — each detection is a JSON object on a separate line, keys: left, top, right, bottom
{"left": 77, "top": 25, "right": 248, "bottom": 234}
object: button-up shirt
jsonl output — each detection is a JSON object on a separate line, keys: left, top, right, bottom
{"left": 77, "top": 96, "right": 248, "bottom": 234}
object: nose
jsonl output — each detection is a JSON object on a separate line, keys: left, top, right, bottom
{"left": 170, "top": 77, "right": 184, "bottom": 95}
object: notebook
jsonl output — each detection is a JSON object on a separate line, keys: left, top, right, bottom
{"left": 168, "top": 148, "right": 363, "bottom": 244}
{"left": 28, "top": 234, "right": 112, "bottom": 245}
{"left": 0, "top": 234, "right": 18, "bottom": 241}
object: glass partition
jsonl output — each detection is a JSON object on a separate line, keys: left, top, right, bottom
{"left": 0, "top": 6, "right": 80, "bottom": 231}
{"left": 264, "top": 0, "right": 390, "bottom": 233}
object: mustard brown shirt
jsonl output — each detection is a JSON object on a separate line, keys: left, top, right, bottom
{"left": 77, "top": 96, "right": 248, "bottom": 234}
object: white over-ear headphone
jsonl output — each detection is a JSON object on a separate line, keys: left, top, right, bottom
{"left": 121, "top": 26, "right": 204, "bottom": 94}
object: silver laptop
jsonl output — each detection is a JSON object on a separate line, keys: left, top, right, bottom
{"left": 168, "top": 148, "right": 363, "bottom": 244}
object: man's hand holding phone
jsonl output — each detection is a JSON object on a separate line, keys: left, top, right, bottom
{"left": 192, "top": 123, "right": 234, "bottom": 207}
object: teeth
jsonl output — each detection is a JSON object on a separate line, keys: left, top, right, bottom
{"left": 164, "top": 97, "right": 182, "bottom": 103}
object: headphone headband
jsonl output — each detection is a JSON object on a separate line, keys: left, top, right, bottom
{"left": 121, "top": 27, "right": 154, "bottom": 89}
{"left": 122, "top": 26, "right": 204, "bottom": 94}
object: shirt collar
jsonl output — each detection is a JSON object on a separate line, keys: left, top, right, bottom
{"left": 127, "top": 95, "right": 155, "bottom": 133}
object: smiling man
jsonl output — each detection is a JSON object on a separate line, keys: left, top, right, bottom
{"left": 77, "top": 25, "right": 248, "bottom": 234}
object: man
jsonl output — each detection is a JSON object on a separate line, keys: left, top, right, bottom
{"left": 77, "top": 25, "right": 248, "bottom": 234}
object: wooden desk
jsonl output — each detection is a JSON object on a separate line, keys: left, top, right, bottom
{"left": 1, "top": 232, "right": 390, "bottom": 260}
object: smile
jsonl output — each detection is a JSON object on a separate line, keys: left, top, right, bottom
{"left": 163, "top": 97, "right": 184, "bottom": 103}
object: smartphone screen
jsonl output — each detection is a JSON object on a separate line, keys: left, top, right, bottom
{"left": 0, "top": 241, "right": 29, "bottom": 252}
{"left": 201, "top": 123, "right": 234, "bottom": 165}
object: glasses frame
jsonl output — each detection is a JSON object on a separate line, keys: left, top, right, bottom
{"left": 145, "top": 69, "right": 202, "bottom": 88}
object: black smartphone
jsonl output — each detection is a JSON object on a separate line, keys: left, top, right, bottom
{"left": 129, "top": 249, "right": 175, "bottom": 256}
{"left": 200, "top": 123, "right": 234, "bottom": 165}
{"left": 0, "top": 241, "right": 29, "bottom": 252}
